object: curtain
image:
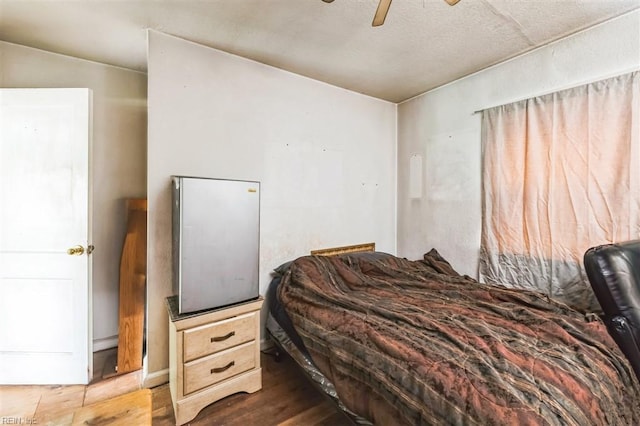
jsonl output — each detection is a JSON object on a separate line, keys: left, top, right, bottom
{"left": 480, "top": 71, "right": 640, "bottom": 312}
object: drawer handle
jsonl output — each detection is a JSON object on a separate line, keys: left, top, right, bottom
{"left": 211, "top": 361, "right": 235, "bottom": 374}
{"left": 211, "top": 331, "right": 235, "bottom": 342}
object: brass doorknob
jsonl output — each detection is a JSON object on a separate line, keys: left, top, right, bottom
{"left": 67, "top": 245, "right": 85, "bottom": 256}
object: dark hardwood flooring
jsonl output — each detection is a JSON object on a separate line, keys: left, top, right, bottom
{"left": 151, "top": 350, "right": 354, "bottom": 426}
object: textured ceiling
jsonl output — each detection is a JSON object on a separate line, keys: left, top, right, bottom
{"left": 0, "top": 0, "right": 638, "bottom": 102}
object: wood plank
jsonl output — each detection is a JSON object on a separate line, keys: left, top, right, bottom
{"left": 310, "top": 242, "right": 375, "bottom": 256}
{"left": 34, "top": 385, "right": 85, "bottom": 424}
{"left": 116, "top": 198, "right": 147, "bottom": 375}
{"left": 72, "top": 389, "right": 151, "bottom": 426}
{"left": 83, "top": 370, "right": 141, "bottom": 406}
{"left": 0, "top": 385, "right": 43, "bottom": 419}
{"left": 277, "top": 399, "right": 338, "bottom": 426}
{"left": 150, "top": 383, "right": 174, "bottom": 423}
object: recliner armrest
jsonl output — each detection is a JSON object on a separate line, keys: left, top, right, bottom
{"left": 584, "top": 240, "right": 640, "bottom": 381}
{"left": 606, "top": 315, "right": 640, "bottom": 382}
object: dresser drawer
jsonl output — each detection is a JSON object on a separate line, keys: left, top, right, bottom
{"left": 183, "top": 341, "right": 256, "bottom": 395}
{"left": 183, "top": 312, "right": 257, "bottom": 362}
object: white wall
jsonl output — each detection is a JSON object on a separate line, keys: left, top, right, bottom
{"left": 0, "top": 41, "right": 148, "bottom": 349}
{"left": 397, "top": 11, "right": 640, "bottom": 277}
{"left": 146, "top": 31, "right": 397, "bottom": 381}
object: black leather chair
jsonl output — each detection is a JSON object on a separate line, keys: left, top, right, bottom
{"left": 584, "top": 240, "right": 640, "bottom": 381}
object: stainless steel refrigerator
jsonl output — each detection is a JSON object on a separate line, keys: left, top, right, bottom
{"left": 172, "top": 176, "right": 260, "bottom": 314}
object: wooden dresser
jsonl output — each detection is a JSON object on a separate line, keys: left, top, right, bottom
{"left": 166, "top": 296, "right": 264, "bottom": 425}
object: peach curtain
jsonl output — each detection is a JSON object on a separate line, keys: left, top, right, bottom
{"left": 480, "top": 71, "right": 640, "bottom": 312}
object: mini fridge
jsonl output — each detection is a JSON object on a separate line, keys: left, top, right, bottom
{"left": 172, "top": 176, "right": 260, "bottom": 314}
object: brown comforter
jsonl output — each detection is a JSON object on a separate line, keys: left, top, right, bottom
{"left": 278, "top": 251, "right": 640, "bottom": 425}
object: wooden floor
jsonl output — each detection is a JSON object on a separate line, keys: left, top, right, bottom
{"left": 0, "top": 348, "right": 144, "bottom": 425}
{"left": 0, "top": 348, "right": 352, "bottom": 426}
{"left": 152, "top": 350, "right": 353, "bottom": 425}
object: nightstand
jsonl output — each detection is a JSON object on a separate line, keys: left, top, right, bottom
{"left": 166, "top": 296, "right": 264, "bottom": 425}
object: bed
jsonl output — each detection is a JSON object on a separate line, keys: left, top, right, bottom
{"left": 266, "top": 244, "right": 640, "bottom": 425}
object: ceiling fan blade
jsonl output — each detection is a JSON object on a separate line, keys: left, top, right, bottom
{"left": 321, "top": 0, "right": 335, "bottom": 2}
{"left": 372, "top": 0, "right": 392, "bottom": 27}
{"left": 444, "top": 0, "right": 461, "bottom": 5}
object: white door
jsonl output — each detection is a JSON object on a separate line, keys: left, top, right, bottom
{"left": 0, "top": 88, "right": 92, "bottom": 385}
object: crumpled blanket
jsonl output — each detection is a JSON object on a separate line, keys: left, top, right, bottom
{"left": 278, "top": 250, "right": 640, "bottom": 425}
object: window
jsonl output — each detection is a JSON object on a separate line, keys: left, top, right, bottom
{"left": 480, "top": 71, "right": 639, "bottom": 312}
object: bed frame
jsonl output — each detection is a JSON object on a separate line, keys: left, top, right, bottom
{"left": 310, "top": 242, "right": 375, "bottom": 256}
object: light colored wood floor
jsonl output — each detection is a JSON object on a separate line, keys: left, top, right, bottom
{"left": 1, "top": 348, "right": 352, "bottom": 426}
{"left": 0, "top": 348, "right": 144, "bottom": 425}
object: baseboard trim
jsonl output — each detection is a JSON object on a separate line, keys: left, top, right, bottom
{"left": 93, "top": 335, "right": 118, "bottom": 352}
{"left": 143, "top": 368, "right": 169, "bottom": 389}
